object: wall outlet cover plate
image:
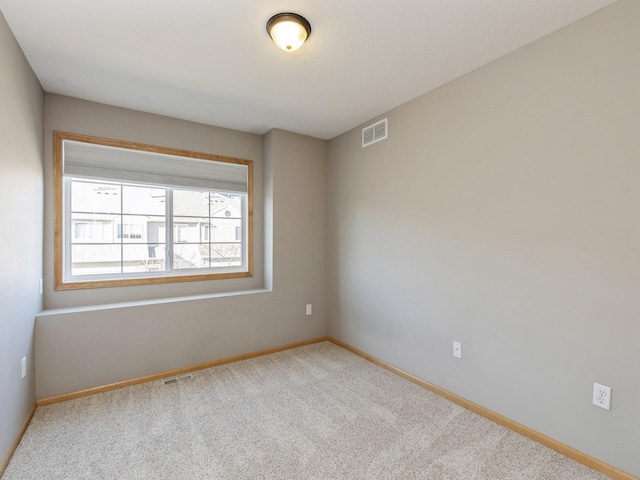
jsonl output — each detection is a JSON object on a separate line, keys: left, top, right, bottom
{"left": 592, "top": 382, "right": 611, "bottom": 410}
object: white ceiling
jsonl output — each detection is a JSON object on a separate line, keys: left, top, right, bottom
{"left": 0, "top": 0, "right": 617, "bottom": 140}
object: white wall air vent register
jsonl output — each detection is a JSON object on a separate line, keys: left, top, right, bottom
{"left": 362, "top": 118, "right": 388, "bottom": 147}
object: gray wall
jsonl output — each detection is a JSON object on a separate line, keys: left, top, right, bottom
{"left": 0, "top": 11, "right": 44, "bottom": 465}
{"left": 36, "top": 99, "right": 327, "bottom": 398}
{"left": 327, "top": 0, "right": 639, "bottom": 476}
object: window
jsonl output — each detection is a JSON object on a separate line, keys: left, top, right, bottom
{"left": 54, "top": 132, "right": 253, "bottom": 290}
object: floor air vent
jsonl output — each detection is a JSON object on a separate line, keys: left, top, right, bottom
{"left": 362, "top": 118, "right": 388, "bottom": 147}
{"left": 162, "top": 373, "right": 193, "bottom": 385}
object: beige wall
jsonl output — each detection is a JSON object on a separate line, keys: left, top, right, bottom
{"left": 327, "top": 0, "right": 639, "bottom": 476}
{"left": 0, "top": 11, "right": 44, "bottom": 465}
{"left": 36, "top": 99, "right": 327, "bottom": 398}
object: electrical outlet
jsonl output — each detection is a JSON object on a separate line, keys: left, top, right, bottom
{"left": 592, "top": 383, "right": 611, "bottom": 410}
{"left": 453, "top": 341, "right": 462, "bottom": 359}
{"left": 21, "top": 357, "right": 26, "bottom": 379}
{"left": 306, "top": 304, "right": 312, "bottom": 315}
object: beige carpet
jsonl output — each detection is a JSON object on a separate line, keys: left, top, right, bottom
{"left": 3, "top": 342, "right": 610, "bottom": 479}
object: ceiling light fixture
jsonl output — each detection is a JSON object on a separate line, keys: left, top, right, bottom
{"left": 266, "top": 13, "right": 311, "bottom": 52}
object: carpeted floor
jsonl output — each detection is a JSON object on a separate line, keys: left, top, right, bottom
{"left": 3, "top": 342, "right": 610, "bottom": 479}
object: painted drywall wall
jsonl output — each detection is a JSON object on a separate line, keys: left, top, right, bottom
{"left": 36, "top": 100, "right": 327, "bottom": 398}
{"left": 0, "top": 11, "right": 44, "bottom": 465}
{"left": 327, "top": 0, "right": 639, "bottom": 476}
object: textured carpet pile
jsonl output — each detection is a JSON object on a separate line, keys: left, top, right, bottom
{"left": 3, "top": 342, "right": 609, "bottom": 479}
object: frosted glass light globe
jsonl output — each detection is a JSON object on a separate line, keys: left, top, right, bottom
{"left": 266, "top": 13, "right": 312, "bottom": 52}
{"left": 270, "top": 21, "right": 308, "bottom": 51}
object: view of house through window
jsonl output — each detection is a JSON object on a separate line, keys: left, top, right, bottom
{"left": 69, "top": 180, "right": 244, "bottom": 276}
{"left": 55, "top": 132, "right": 253, "bottom": 289}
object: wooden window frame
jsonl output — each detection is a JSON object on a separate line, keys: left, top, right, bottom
{"left": 54, "top": 131, "right": 253, "bottom": 290}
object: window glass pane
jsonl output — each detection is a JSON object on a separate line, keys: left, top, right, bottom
{"left": 117, "top": 215, "right": 149, "bottom": 242}
{"left": 173, "top": 243, "right": 210, "bottom": 269}
{"left": 71, "top": 217, "right": 109, "bottom": 243}
{"left": 146, "top": 218, "right": 165, "bottom": 258}
{"left": 171, "top": 189, "right": 244, "bottom": 271}
{"left": 122, "top": 185, "right": 166, "bottom": 216}
{"left": 174, "top": 189, "right": 209, "bottom": 217}
{"left": 211, "top": 193, "right": 242, "bottom": 218}
{"left": 71, "top": 245, "right": 122, "bottom": 276}
{"left": 69, "top": 181, "right": 169, "bottom": 277}
{"left": 173, "top": 222, "right": 190, "bottom": 243}
{"left": 209, "top": 218, "right": 241, "bottom": 243}
{"left": 71, "top": 180, "right": 121, "bottom": 214}
{"left": 68, "top": 184, "right": 243, "bottom": 277}
{"left": 145, "top": 244, "right": 166, "bottom": 271}
{"left": 122, "top": 245, "right": 166, "bottom": 273}
{"left": 211, "top": 244, "right": 242, "bottom": 267}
